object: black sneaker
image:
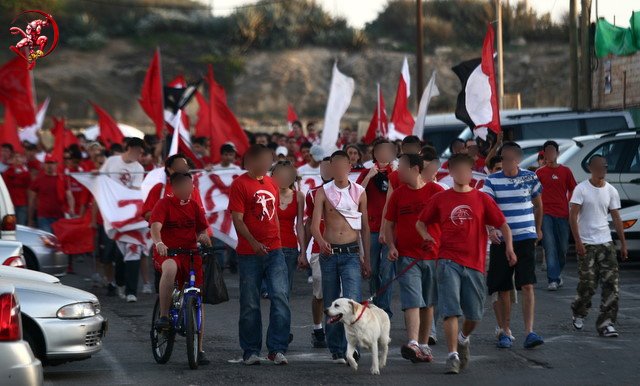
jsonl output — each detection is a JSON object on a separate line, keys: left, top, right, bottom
{"left": 154, "top": 316, "right": 171, "bottom": 331}
{"left": 107, "top": 283, "right": 117, "bottom": 297}
{"left": 428, "top": 335, "right": 438, "bottom": 345}
{"left": 198, "top": 351, "right": 210, "bottom": 365}
{"left": 312, "top": 328, "right": 327, "bottom": 348}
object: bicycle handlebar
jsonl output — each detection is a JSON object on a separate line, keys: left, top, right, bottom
{"left": 166, "top": 246, "right": 215, "bottom": 257}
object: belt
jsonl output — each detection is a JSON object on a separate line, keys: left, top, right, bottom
{"left": 330, "top": 243, "right": 360, "bottom": 255}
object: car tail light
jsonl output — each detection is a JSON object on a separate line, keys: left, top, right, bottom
{"left": 3, "top": 256, "right": 25, "bottom": 268}
{"left": 41, "top": 234, "right": 61, "bottom": 250}
{"left": 1, "top": 214, "right": 16, "bottom": 231}
{"left": 622, "top": 219, "right": 637, "bottom": 229}
{"left": 0, "top": 293, "right": 22, "bottom": 341}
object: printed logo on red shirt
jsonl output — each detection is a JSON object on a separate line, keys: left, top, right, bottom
{"left": 254, "top": 190, "right": 276, "bottom": 221}
{"left": 450, "top": 205, "right": 473, "bottom": 226}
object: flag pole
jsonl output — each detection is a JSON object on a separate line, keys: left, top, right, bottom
{"left": 157, "top": 47, "right": 167, "bottom": 159}
{"left": 376, "top": 82, "right": 381, "bottom": 135}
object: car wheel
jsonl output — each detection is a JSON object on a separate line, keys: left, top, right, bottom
{"left": 24, "top": 248, "right": 40, "bottom": 271}
{"left": 22, "top": 316, "right": 46, "bottom": 363}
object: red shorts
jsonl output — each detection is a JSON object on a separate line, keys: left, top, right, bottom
{"left": 153, "top": 250, "right": 203, "bottom": 288}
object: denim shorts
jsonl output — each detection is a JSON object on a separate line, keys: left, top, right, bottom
{"left": 398, "top": 257, "right": 437, "bottom": 310}
{"left": 436, "top": 259, "right": 486, "bottom": 321}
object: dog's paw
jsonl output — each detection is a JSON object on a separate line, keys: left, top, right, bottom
{"left": 370, "top": 367, "right": 380, "bottom": 375}
{"left": 349, "top": 362, "right": 358, "bottom": 372}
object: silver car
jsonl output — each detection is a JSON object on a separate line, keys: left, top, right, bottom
{"left": 0, "top": 240, "right": 26, "bottom": 268}
{"left": 0, "top": 280, "right": 43, "bottom": 386}
{"left": 16, "top": 225, "right": 67, "bottom": 276}
{"left": 0, "top": 266, "right": 107, "bottom": 365}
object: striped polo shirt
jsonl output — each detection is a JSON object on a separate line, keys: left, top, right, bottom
{"left": 482, "top": 169, "right": 542, "bottom": 241}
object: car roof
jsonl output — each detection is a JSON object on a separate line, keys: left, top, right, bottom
{"left": 424, "top": 107, "right": 570, "bottom": 127}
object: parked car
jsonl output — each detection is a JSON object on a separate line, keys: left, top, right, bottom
{"left": 0, "top": 240, "right": 26, "bottom": 269}
{"left": 0, "top": 280, "right": 43, "bottom": 386}
{"left": 442, "top": 109, "right": 637, "bottom": 159}
{"left": 16, "top": 225, "right": 67, "bottom": 276}
{"left": 610, "top": 205, "right": 640, "bottom": 259}
{"left": 557, "top": 131, "right": 640, "bottom": 207}
{"left": 0, "top": 174, "right": 17, "bottom": 241}
{"left": 0, "top": 266, "right": 107, "bottom": 365}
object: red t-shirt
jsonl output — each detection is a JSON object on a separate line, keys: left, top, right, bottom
{"left": 27, "top": 158, "right": 41, "bottom": 173}
{"left": 149, "top": 196, "right": 209, "bottom": 250}
{"left": 419, "top": 189, "right": 505, "bottom": 272}
{"left": 29, "top": 174, "right": 64, "bottom": 219}
{"left": 356, "top": 165, "right": 394, "bottom": 232}
{"left": 388, "top": 170, "right": 401, "bottom": 190}
{"left": 3, "top": 165, "right": 31, "bottom": 206}
{"left": 306, "top": 186, "right": 324, "bottom": 254}
{"left": 278, "top": 193, "right": 299, "bottom": 249}
{"left": 63, "top": 166, "right": 90, "bottom": 214}
{"left": 228, "top": 174, "right": 281, "bottom": 255}
{"left": 535, "top": 164, "right": 577, "bottom": 218}
{"left": 385, "top": 182, "right": 444, "bottom": 260}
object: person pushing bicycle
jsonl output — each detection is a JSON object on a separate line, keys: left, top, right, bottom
{"left": 150, "top": 172, "right": 212, "bottom": 365}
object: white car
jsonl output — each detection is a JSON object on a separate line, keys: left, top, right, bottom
{"left": 519, "top": 139, "right": 576, "bottom": 170}
{"left": 610, "top": 205, "right": 640, "bottom": 259}
{"left": 0, "top": 174, "right": 17, "bottom": 240}
{"left": 558, "top": 131, "right": 640, "bottom": 206}
{"left": 0, "top": 266, "right": 107, "bottom": 365}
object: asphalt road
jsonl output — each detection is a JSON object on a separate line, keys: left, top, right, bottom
{"left": 43, "top": 256, "right": 640, "bottom": 386}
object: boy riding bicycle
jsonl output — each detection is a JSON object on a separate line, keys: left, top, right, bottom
{"left": 150, "top": 172, "right": 212, "bottom": 364}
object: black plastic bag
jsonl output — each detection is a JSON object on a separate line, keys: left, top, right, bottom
{"left": 202, "top": 258, "right": 229, "bottom": 305}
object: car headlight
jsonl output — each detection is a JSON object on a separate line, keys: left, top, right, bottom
{"left": 57, "top": 302, "right": 97, "bottom": 319}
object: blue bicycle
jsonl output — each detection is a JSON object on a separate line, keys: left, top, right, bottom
{"left": 150, "top": 246, "right": 213, "bottom": 369}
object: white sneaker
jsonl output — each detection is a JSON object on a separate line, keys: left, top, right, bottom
{"left": 126, "top": 294, "right": 137, "bottom": 303}
{"left": 558, "top": 277, "right": 564, "bottom": 288}
{"left": 142, "top": 283, "right": 153, "bottom": 294}
{"left": 599, "top": 324, "right": 619, "bottom": 337}
{"left": 269, "top": 352, "right": 288, "bottom": 365}
{"left": 243, "top": 354, "right": 261, "bottom": 366}
{"left": 548, "top": 282, "right": 559, "bottom": 291}
{"left": 117, "top": 286, "right": 126, "bottom": 299}
{"left": 572, "top": 316, "right": 584, "bottom": 330}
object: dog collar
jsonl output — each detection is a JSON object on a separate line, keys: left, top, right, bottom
{"left": 350, "top": 301, "right": 369, "bottom": 325}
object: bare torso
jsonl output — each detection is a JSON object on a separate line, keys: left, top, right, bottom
{"left": 321, "top": 194, "right": 359, "bottom": 245}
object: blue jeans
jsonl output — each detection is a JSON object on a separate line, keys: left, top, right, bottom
{"left": 542, "top": 214, "right": 570, "bottom": 284}
{"left": 15, "top": 206, "right": 27, "bottom": 226}
{"left": 282, "top": 247, "right": 299, "bottom": 293}
{"left": 369, "top": 232, "right": 394, "bottom": 317}
{"left": 238, "top": 249, "right": 291, "bottom": 358}
{"left": 320, "top": 251, "right": 362, "bottom": 356}
{"left": 37, "top": 217, "right": 58, "bottom": 234}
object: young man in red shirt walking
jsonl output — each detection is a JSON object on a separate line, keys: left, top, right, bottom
{"left": 416, "top": 154, "right": 514, "bottom": 375}
{"left": 28, "top": 154, "right": 64, "bottom": 233}
{"left": 150, "top": 172, "right": 212, "bottom": 364}
{"left": 536, "top": 140, "right": 577, "bottom": 290}
{"left": 3, "top": 152, "right": 31, "bottom": 225}
{"left": 229, "top": 144, "right": 291, "bottom": 365}
{"left": 385, "top": 153, "right": 444, "bottom": 363}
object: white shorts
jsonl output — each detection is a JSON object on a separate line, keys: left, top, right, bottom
{"left": 309, "top": 253, "right": 322, "bottom": 299}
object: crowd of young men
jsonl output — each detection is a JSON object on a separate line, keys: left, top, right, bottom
{"left": 1, "top": 125, "right": 630, "bottom": 374}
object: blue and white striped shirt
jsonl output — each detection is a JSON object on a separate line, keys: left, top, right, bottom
{"left": 482, "top": 169, "right": 541, "bottom": 241}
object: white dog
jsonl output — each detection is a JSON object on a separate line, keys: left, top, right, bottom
{"left": 325, "top": 298, "right": 391, "bottom": 375}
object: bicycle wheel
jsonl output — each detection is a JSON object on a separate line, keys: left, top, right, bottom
{"left": 151, "top": 298, "right": 175, "bottom": 364}
{"left": 185, "top": 296, "right": 199, "bottom": 370}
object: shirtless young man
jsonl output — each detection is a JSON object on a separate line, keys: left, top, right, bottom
{"left": 311, "top": 150, "right": 372, "bottom": 364}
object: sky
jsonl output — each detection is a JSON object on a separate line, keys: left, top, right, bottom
{"left": 199, "top": 0, "right": 638, "bottom": 28}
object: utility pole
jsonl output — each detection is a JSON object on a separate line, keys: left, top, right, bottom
{"left": 416, "top": 0, "right": 425, "bottom": 103}
{"left": 570, "top": 0, "right": 578, "bottom": 109}
{"left": 496, "top": 0, "right": 504, "bottom": 107}
{"left": 579, "top": 0, "right": 592, "bottom": 110}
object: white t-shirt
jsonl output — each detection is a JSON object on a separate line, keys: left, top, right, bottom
{"left": 100, "top": 155, "right": 144, "bottom": 189}
{"left": 212, "top": 163, "right": 241, "bottom": 171}
{"left": 297, "top": 163, "right": 320, "bottom": 176}
{"left": 570, "top": 180, "right": 621, "bottom": 245}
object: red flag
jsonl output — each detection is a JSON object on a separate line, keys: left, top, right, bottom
{"left": 90, "top": 102, "right": 125, "bottom": 149}
{"left": 205, "top": 65, "right": 249, "bottom": 164}
{"left": 51, "top": 117, "right": 78, "bottom": 163}
{"left": 52, "top": 211, "right": 95, "bottom": 255}
{"left": 389, "top": 57, "right": 414, "bottom": 139}
{"left": 138, "top": 49, "right": 164, "bottom": 137}
{"left": 194, "top": 90, "right": 210, "bottom": 138}
{"left": 363, "top": 85, "right": 389, "bottom": 144}
{"left": 479, "top": 24, "right": 501, "bottom": 136}
{"left": 287, "top": 103, "right": 298, "bottom": 133}
{"left": 0, "top": 108, "right": 24, "bottom": 153}
{"left": 0, "top": 57, "right": 36, "bottom": 126}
